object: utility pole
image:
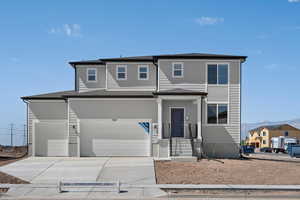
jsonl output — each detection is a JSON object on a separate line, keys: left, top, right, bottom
{"left": 10, "top": 123, "right": 13, "bottom": 147}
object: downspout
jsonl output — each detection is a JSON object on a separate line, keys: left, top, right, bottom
{"left": 22, "top": 99, "right": 29, "bottom": 155}
{"left": 152, "top": 58, "right": 158, "bottom": 92}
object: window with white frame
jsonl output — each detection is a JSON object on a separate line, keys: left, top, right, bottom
{"left": 87, "top": 68, "right": 97, "bottom": 82}
{"left": 207, "top": 64, "right": 228, "bottom": 84}
{"left": 116, "top": 65, "right": 127, "bottom": 80}
{"left": 172, "top": 62, "right": 184, "bottom": 78}
{"left": 207, "top": 104, "right": 228, "bottom": 124}
{"left": 138, "top": 65, "right": 149, "bottom": 80}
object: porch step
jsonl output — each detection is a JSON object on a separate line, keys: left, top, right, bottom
{"left": 171, "top": 156, "right": 198, "bottom": 162}
{"left": 170, "top": 138, "right": 193, "bottom": 157}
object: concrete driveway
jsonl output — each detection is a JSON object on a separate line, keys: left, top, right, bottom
{"left": 0, "top": 157, "right": 156, "bottom": 184}
{"left": 0, "top": 157, "right": 165, "bottom": 198}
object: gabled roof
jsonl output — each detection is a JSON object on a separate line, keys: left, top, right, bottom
{"left": 69, "top": 53, "right": 247, "bottom": 65}
{"left": 249, "top": 124, "right": 300, "bottom": 133}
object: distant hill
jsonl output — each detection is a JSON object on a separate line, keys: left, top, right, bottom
{"left": 241, "top": 118, "right": 300, "bottom": 140}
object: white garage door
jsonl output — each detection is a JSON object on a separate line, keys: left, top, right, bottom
{"left": 34, "top": 121, "right": 68, "bottom": 157}
{"left": 80, "top": 119, "right": 151, "bottom": 157}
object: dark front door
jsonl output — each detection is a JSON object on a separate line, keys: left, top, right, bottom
{"left": 171, "top": 108, "right": 184, "bottom": 137}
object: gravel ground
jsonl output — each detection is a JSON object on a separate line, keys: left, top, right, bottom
{"left": 155, "top": 157, "right": 300, "bottom": 185}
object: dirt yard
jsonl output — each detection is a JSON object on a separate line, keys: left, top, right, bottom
{"left": 0, "top": 152, "right": 29, "bottom": 184}
{"left": 155, "top": 157, "right": 300, "bottom": 185}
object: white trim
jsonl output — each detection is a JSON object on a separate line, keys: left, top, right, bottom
{"left": 28, "top": 100, "right": 65, "bottom": 103}
{"left": 32, "top": 119, "right": 38, "bottom": 157}
{"left": 158, "top": 95, "right": 202, "bottom": 100}
{"left": 206, "top": 62, "right": 229, "bottom": 86}
{"left": 138, "top": 65, "right": 149, "bottom": 80}
{"left": 67, "top": 99, "right": 70, "bottom": 156}
{"left": 157, "top": 98, "right": 162, "bottom": 139}
{"left": 205, "top": 102, "right": 229, "bottom": 126}
{"left": 197, "top": 98, "right": 202, "bottom": 140}
{"left": 105, "top": 64, "right": 108, "bottom": 90}
{"left": 169, "top": 107, "right": 185, "bottom": 138}
{"left": 116, "top": 65, "right": 127, "bottom": 80}
{"left": 172, "top": 62, "right": 184, "bottom": 78}
{"left": 86, "top": 68, "right": 98, "bottom": 82}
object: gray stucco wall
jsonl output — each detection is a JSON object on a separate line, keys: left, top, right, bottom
{"left": 76, "top": 65, "right": 106, "bottom": 92}
{"left": 106, "top": 63, "right": 156, "bottom": 90}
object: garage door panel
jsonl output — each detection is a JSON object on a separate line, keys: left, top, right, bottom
{"left": 80, "top": 119, "right": 150, "bottom": 157}
{"left": 35, "top": 121, "right": 68, "bottom": 157}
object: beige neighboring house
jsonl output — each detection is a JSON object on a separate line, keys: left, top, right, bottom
{"left": 246, "top": 124, "right": 300, "bottom": 148}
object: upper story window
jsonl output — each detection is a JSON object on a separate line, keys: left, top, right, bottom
{"left": 116, "top": 65, "right": 127, "bottom": 80}
{"left": 172, "top": 62, "right": 184, "bottom": 78}
{"left": 207, "top": 103, "right": 228, "bottom": 124}
{"left": 262, "top": 131, "right": 267, "bottom": 136}
{"left": 284, "top": 131, "right": 289, "bottom": 136}
{"left": 87, "top": 68, "right": 97, "bottom": 82}
{"left": 138, "top": 65, "right": 149, "bottom": 80}
{"left": 207, "top": 64, "right": 228, "bottom": 84}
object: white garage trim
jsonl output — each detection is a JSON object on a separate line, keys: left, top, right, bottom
{"left": 79, "top": 119, "right": 152, "bottom": 157}
{"left": 33, "top": 120, "right": 68, "bottom": 157}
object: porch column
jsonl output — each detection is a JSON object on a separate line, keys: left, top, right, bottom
{"left": 197, "top": 97, "right": 202, "bottom": 140}
{"left": 157, "top": 98, "right": 162, "bottom": 139}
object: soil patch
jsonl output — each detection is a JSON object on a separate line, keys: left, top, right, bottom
{"left": 155, "top": 158, "right": 300, "bottom": 185}
{"left": 0, "top": 171, "right": 29, "bottom": 184}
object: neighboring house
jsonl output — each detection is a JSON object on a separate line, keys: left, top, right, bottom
{"left": 246, "top": 124, "right": 300, "bottom": 148}
{"left": 21, "top": 53, "right": 247, "bottom": 158}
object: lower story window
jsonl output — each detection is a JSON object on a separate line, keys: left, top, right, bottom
{"left": 207, "top": 104, "right": 228, "bottom": 124}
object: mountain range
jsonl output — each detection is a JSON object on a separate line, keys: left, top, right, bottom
{"left": 241, "top": 118, "right": 300, "bottom": 140}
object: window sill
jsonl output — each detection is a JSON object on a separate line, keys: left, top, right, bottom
{"left": 207, "top": 84, "right": 228, "bottom": 87}
{"left": 203, "top": 123, "right": 229, "bottom": 126}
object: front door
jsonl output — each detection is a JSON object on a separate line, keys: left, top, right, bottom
{"left": 171, "top": 108, "right": 184, "bottom": 137}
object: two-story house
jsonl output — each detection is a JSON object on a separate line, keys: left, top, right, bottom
{"left": 246, "top": 124, "right": 300, "bottom": 149}
{"left": 22, "top": 53, "right": 247, "bottom": 158}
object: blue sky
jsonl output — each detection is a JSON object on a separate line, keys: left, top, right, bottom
{"left": 0, "top": 0, "right": 300, "bottom": 144}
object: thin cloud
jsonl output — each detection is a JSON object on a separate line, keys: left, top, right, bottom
{"left": 288, "top": 0, "right": 300, "bottom": 2}
{"left": 195, "top": 17, "right": 224, "bottom": 26}
{"left": 264, "top": 64, "right": 279, "bottom": 70}
{"left": 49, "top": 24, "right": 81, "bottom": 37}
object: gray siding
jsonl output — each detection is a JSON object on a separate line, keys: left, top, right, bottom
{"left": 27, "top": 101, "right": 67, "bottom": 155}
{"left": 76, "top": 65, "right": 106, "bottom": 92}
{"left": 158, "top": 60, "right": 240, "bottom": 91}
{"left": 107, "top": 63, "right": 156, "bottom": 90}
{"left": 201, "top": 84, "right": 240, "bottom": 158}
{"left": 158, "top": 60, "right": 206, "bottom": 91}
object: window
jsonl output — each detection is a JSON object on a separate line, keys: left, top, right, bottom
{"left": 87, "top": 68, "right": 97, "bottom": 82}
{"left": 116, "top": 65, "right": 127, "bottom": 80}
{"left": 172, "top": 62, "right": 184, "bottom": 78}
{"left": 138, "top": 65, "right": 149, "bottom": 80}
{"left": 263, "top": 140, "right": 266, "bottom": 144}
{"left": 207, "top": 64, "right": 228, "bottom": 84}
{"left": 207, "top": 104, "right": 228, "bottom": 124}
{"left": 262, "top": 131, "right": 266, "bottom": 136}
{"left": 284, "top": 131, "right": 289, "bottom": 136}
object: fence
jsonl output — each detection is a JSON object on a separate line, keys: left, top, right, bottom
{"left": 0, "top": 123, "right": 27, "bottom": 147}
